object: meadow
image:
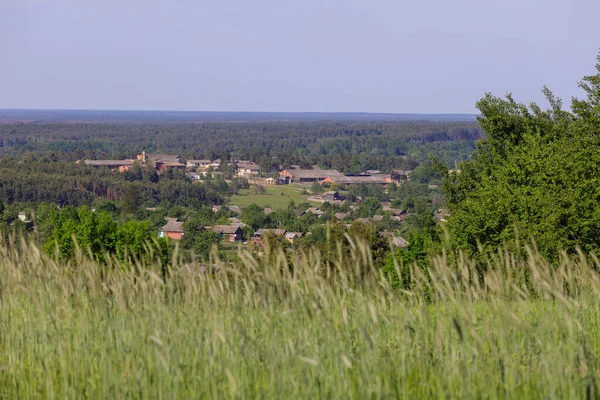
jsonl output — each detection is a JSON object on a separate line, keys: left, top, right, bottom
{"left": 229, "top": 183, "right": 315, "bottom": 209}
{"left": 1, "top": 234, "right": 600, "bottom": 399}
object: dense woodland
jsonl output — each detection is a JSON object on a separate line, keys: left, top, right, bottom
{"left": 0, "top": 120, "right": 481, "bottom": 171}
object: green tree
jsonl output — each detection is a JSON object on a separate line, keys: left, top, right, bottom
{"left": 241, "top": 203, "right": 267, "bottom": 231}
{"left": 193, "top": 230, "right": 221, "bottom": 259}
{"left": 444, "top": 54, "right": 600, "bottom": 259}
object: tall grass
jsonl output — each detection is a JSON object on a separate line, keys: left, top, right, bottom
{"left": 1, "top": 232, "right": 600, "bottom": 398}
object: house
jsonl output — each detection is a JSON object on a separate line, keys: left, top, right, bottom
{"left": 236, "top": 161, "right": 260, "bottom": 177}
{"left": 322, "top": 191, "right": 340, "bottom": 202}
{"left": 428, "top": 184, "right": 439, "bottom": 189}
{"left": 392, "top": 237, "right": 409, "bottom": 248}
{"left": 188, "top": 173, "right": 201, "bottom": 180}
{"left": 186, "top": 159, "right": 212, "bottom": 168}
{"left": 228, "top": 205, "right": 241, "bottom": 214}
{"left": 160, "top": 218, "right": 185, "bottom": 240}
{"left": 306, "top": 207, "right": 325, "bottom": 217}
{"left": 372, "top": 215, "right": 384, "bottom": 222}
{"left": 356, "top": 218, "right": 372, "bottom": 224}
{"left": 389, "top": 208, "right": 407, "bottom": 217}
{"left": 264, "top": 177, "right": 276, "bottom": 185}
{"left": 285, "top": 232, "right": 303, "bottom": 244}
{"left": 280, "top": 168, "right": 346, "bottom": 183}
{"left": 212, "top": 205, "right": 222, "bottom": 213}
{"left": 334, "top": 212, "right": 348, "bottom": 220}
{"left": 255, "top": 228, "right": 287, "bottom": 237}
{"left": 294, "top": 209, "right": 306, "bottom": 217}
{"left": 84, "top": 159, "right": 135, "bottom": 172}
{"left": 263, "top": 208, "right": 273, "bottom": 215}
{"left": 211, "top": 225, "right": 243, "bottom": 242}
{"left": 138, "top": 152, "right": 186, "bottom": 171}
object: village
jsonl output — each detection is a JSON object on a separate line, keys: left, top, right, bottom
{"left": 81, "top": 153, "right": 447, "bottom": 253}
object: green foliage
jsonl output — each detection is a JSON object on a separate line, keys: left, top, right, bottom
{"left": 445, "top": 54, "right": 600, "bottom": 259}
{"left": 355, "top": 198, "right": 382, "bottom": 218}
{"left": 240, "top": 203, "right": 267, "bottom": 231}
{"left": 310, "top": 181, "right": 324, "bottom": 194}
{"left": 192, "top": 230, "right": 221, "bottom": 259}
{"left": 4, "top": 234, "right": 600, "bottom": 397}
{"left": 43, "top": 206, "right": 159, "bottom": 262}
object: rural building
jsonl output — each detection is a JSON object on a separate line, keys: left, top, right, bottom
{"left": 138, "top": 152, "right": 186, "bottom": 171}
{"left": 186, "top": 160, "right": 212, "bottom": 168}
{"left": 83, "top": 159, "right": 135, "bottom": 172}
{"left": 321, "top": 175, "right": 391, "bottom": 185}
{"left": 323, "top": 191, "right": 340, "bottom": 201}
{"left": 334, "top": 212, "right": 349, "bottom": 220}
{"left": 236, "top": 161, "right": 260, "bottom": 177}
{"left": 285, "top": 232, "right": 303, "bottom": 244}
{"left": 306, "top": 207, "right": 325, "bottom": 217}
{"left": 392, "top": 237, "right": 409, "bottom": 248}
{"left": 211, "top": 225, "right": 243, "bottom": 242}
{"left": 255, "top": 228, "right": 287, "bottom": 237}
{"left": 160, "top": 219, "right": 185, "bottom": 240}
{"left": 280, "top": 169, "right": 346, "bottom": 183}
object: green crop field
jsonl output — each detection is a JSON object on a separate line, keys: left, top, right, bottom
{"left": 229, "top": 183, "right": 315, "bottom": 209}
{"left": 1, "top": 235, "right": 600, "bottom": 398}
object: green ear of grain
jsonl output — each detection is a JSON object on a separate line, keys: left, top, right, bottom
{"left": 0, "top": 232, "right": 598, "bottom": 398}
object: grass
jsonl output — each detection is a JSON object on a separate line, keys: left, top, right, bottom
{"left": 2, "top": 234, "right": 600, "bottom": 398}
{"left": 229, "top": 183, "right": 314, "bottom": 209}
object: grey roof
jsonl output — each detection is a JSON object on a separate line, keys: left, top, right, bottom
{"left": 256, "top": 228, "right": 286, "bottom": 236}
{"left": 211, "top": 225, "right": 243, "bottom": 234}
{"left": 146, "top": 154, "right": 183, "bottom": 164}
{"left": 392, "top": 237, "right": 409, "bottom": 248}
{"left": 306, "top": 207, "right": 325, "bottom": 215}
{"left": 372, "top": 215, "right": 384, "bottom": 222}
{"left": 334, "top": 213, "right": 348, "bottom": 220}
{"left": 161, "top": 220, "right": 184, "bottom": 233}
{"left": 84, "top": 160, "right": 134, "bottom": 167}
{"left": 282, "top": 169, "right": 346, "bottom": 179}
{"left": 187, "top": 159, "right": 212, "bottom": 164}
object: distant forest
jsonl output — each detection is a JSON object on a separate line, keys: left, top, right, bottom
{"left": 0, "top": 119, "right": 482, "bottom": 172}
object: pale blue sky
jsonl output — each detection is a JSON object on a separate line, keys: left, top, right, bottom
{"left": 1, "top": 0, "right": 598, "bottom": 113}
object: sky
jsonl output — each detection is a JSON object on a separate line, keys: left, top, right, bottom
{"left": 1, "top": 0, "right": 599, "bottom": 113}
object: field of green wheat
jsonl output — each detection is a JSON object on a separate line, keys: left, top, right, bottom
{"left": 1, "top": 235, "right": 600, "bottom": 399}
